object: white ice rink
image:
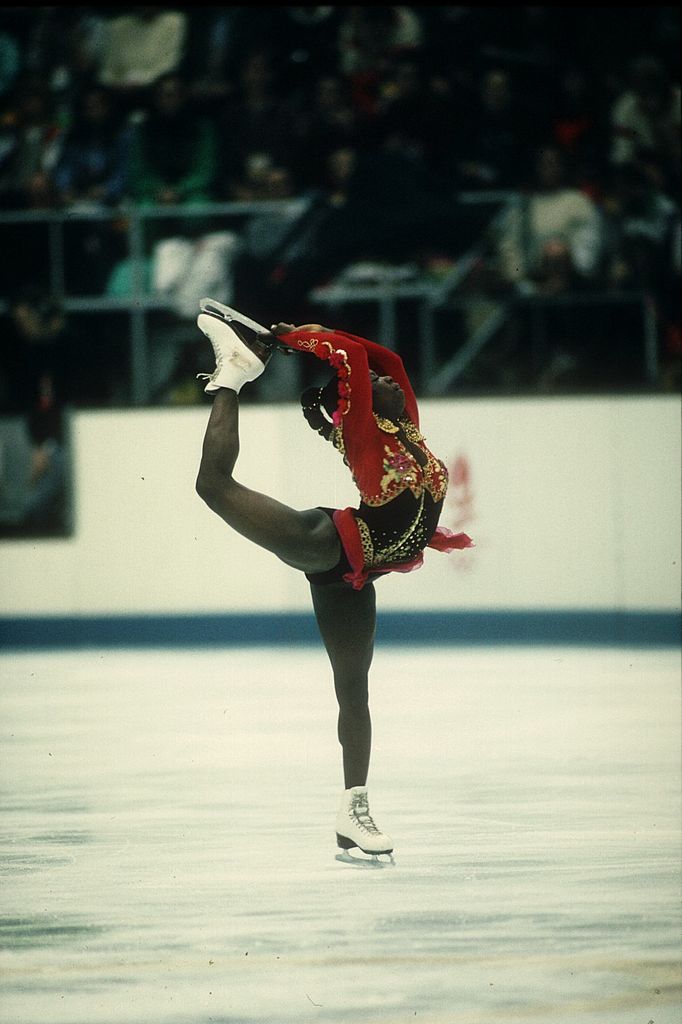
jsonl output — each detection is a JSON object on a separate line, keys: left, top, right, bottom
{"left": 1, "top": 646, "right": 680, "bottom": 1024}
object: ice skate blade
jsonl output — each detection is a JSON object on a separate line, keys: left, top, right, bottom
{"left": 335, "top": 850, "right": 395, "bottom": 868}
{"left": 199, "top": 298, "right": 298, "bottom": 355}
{"left": 200, "top": 298, "right": 271, "bottom": 336}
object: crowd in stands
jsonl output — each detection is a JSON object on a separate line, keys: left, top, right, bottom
{"left": 0, "top": 9, "right": 678, "bottom": 202}
{"left": 0, "top": 7, "right": 680, "bottom": 531}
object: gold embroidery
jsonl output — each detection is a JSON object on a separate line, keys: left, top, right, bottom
{"left": 423, "top": 449, "right": 449, "bottom": 502}
{"left": 373, "top": 413, "right": 400, "bottom": 434}
{"left": 298, "top": 338, "right": 318, "bottom": 351}
{"left": 355, "top": 517, "right": 375, "bottom": 565}
{"left": 372, "top": 493, "right": 426, "bottom": 564}
{"left": 399, "top": 417, "right": 424, "bottom": 443}
{"left": 356, "top": 436, "right": 449, "bottom": 507}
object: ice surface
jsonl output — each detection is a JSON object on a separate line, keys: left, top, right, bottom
{"left": 1, "top": 646, "right": 680, "bottom": 1023}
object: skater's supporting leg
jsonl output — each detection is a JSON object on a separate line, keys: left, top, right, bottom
{"left": 310, "top": 580, "right": 376, "bottom": 788}
{"left": 196, "top": 389, "right": 341, "bottom": 574}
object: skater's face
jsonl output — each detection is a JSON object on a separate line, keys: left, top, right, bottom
{"left": 370, "top": 370, "right": 405, "bottom": 420}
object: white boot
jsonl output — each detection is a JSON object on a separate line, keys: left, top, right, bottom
{"left": 196, "top": 312, "right": 268, "bottom": 394}
{"left": 336, "top": 786, "right": 393, "bottom": 856}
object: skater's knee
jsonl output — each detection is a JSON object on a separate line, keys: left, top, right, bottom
{"left": 195, "top": 465, "right": 235, "bottom": 509}
{"left": 336, "top": 677, "right": 370, "bottom": 717}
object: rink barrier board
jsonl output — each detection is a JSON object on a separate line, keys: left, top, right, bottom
{"left": 0, "top": 610, "right": 679, "bottom": 650}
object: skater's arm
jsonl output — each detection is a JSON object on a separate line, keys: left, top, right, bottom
{"left": 274, "top": 324, "right": 418, "bottom": 429}
{"left": 272, "top": 325, "right": 376, "bottom": 443}
{"left": 332, "top": 330, "right": 419, "bottom": 427}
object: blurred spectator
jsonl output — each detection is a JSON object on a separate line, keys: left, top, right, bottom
{"left": 181, "top": 7, "right": 253, "bottom": 113}
{"left": 452, "top": 68, "right": 533, "bottom": 190}
{"left": 532, "top": 238, "right": 589, "bottom": 296}
{"left": 0, "top": 76, "right": 62, "bottom": 209}
{"left": 603, "top": 164, "right": 680, "bottom": 294}
{"left": 602, "top": 162, "right": 681, "bottom": 388}
{"left": 266, "top": 7, "right": 344, "bottom": 92}
{"left": 550, "top": 67, "right": 608, "bottom": 197}
{"left": 239, "top": 165, "right": 297, "bottom": 255}
{"left": 336, "top": 6, "right": 423, "bottom": 120}
{"left": 0, "top": 289, "right": 79, "bottom": 531}
{"left": 474, "top": 6, "right": 566, "bottom": 118}
{"left": 325, "top": 145, "right": 358, "bottom": 207}
{"left": 97, "top": 7, "right": 188, "bottom": 112}
{"left": 534, "top": 240, "right": 601, "bottom": 391}
{"left": 291, "top": 74, "right": 356, "bottom": 190}
{"left": 337, "top": 5, "right": 423, "bottom": 77}
{"left": 61, "top": 10, "right": 109, "bottom": 99}
{"left": 127, "top": 73, "right": 217, "bottom": 207}
{"left": 15, "top": 7, "right": 70, "bottom": 98}
{"left": 229, "top": 152, "right": 293, "bottom": 203}
{"left": 373, "top": 57, "right": 460, "bottom": 184}
{"left": 530, "top": 240, "right": 593, "bottom": 391}
{"left": 496, "top": 144, "right": 604, "bottom": 289}
{"left": 217, "top": 46, "right": 295, "bottom": 199}
{"left": 610, "top": 56, "right": 681, "bottom": 196}
{"left": 106, "top": 72, "right": 220, "bottom": 301}
{"left": 15, "top": 8, "right": 107, "bottom": 131}
{"left": 54, "top": 86, "right": 131, "bottom": 207}
{"left": 53, "top": 86, "right": 132, "bottom": 295}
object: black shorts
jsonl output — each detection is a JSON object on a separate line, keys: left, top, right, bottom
{"left": 304, "top": 507, "right": 353, "bottom": 586}
{"left": 304, "top": 507, "right": 389, "bottom": 588}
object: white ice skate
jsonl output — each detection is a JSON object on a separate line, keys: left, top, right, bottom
{"left": 335, "top": 786, "right": 395, "bottom": 867}
{"left": 196, "top": 311, "right": 271, "bottom": 394}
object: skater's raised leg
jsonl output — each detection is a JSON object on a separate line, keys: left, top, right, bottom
{"left": 195, "top": 316, "right": 341, "bottom": 575}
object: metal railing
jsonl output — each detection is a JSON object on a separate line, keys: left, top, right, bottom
{"left": 0, "top": 198, "right": 313, "bottom": 404}
{"left": 308, "top": 192, "right": 522, "bottom": 390}
{"left": 426, "top": 290, "right": 658, "bottom": 394}
{"left": 308, "top": 192, "right": 660, "bottom": 394}
{"left": 1, "top": 194, "right": 659, "bottom": 400}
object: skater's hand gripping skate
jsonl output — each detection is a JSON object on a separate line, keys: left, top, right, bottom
{"left": 271, "top": 322, "right": 335, "bottom": 337}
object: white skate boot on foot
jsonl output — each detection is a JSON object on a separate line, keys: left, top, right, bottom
{"left": 335, "top": 786, "right": 395, "bottom": 867}
{"left": 196, "top": 310, "right": 271, "bottom": 394}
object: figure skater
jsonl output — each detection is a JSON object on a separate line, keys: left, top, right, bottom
{"left": 194, "top": 298, "right": 473, "bottom": 862}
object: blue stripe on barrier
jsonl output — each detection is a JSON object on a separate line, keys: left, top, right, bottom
{"left": 0, "top": 611, "right": 679, "bottom": 650}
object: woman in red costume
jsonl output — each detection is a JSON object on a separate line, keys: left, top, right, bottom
{"left": 195, "top": 299, "right": 473, "bottom": 862}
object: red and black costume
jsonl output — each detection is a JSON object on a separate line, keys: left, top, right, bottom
{"left": 284, "top": 327, "right": 474, "bottom": 590}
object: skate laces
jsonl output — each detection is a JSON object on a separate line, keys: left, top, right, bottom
{"left": 196, "top": 348, "right": 252, "bottom": 384}
{"left": 350, "top": 794, "right": 381, "bottom": 835}
{"left": 196, "top": 331, "right": 224, "bottom": 383}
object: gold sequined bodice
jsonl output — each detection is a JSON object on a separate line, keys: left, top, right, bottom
{"left": 330, "top": 416, "right": 450, "bottom": 570}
